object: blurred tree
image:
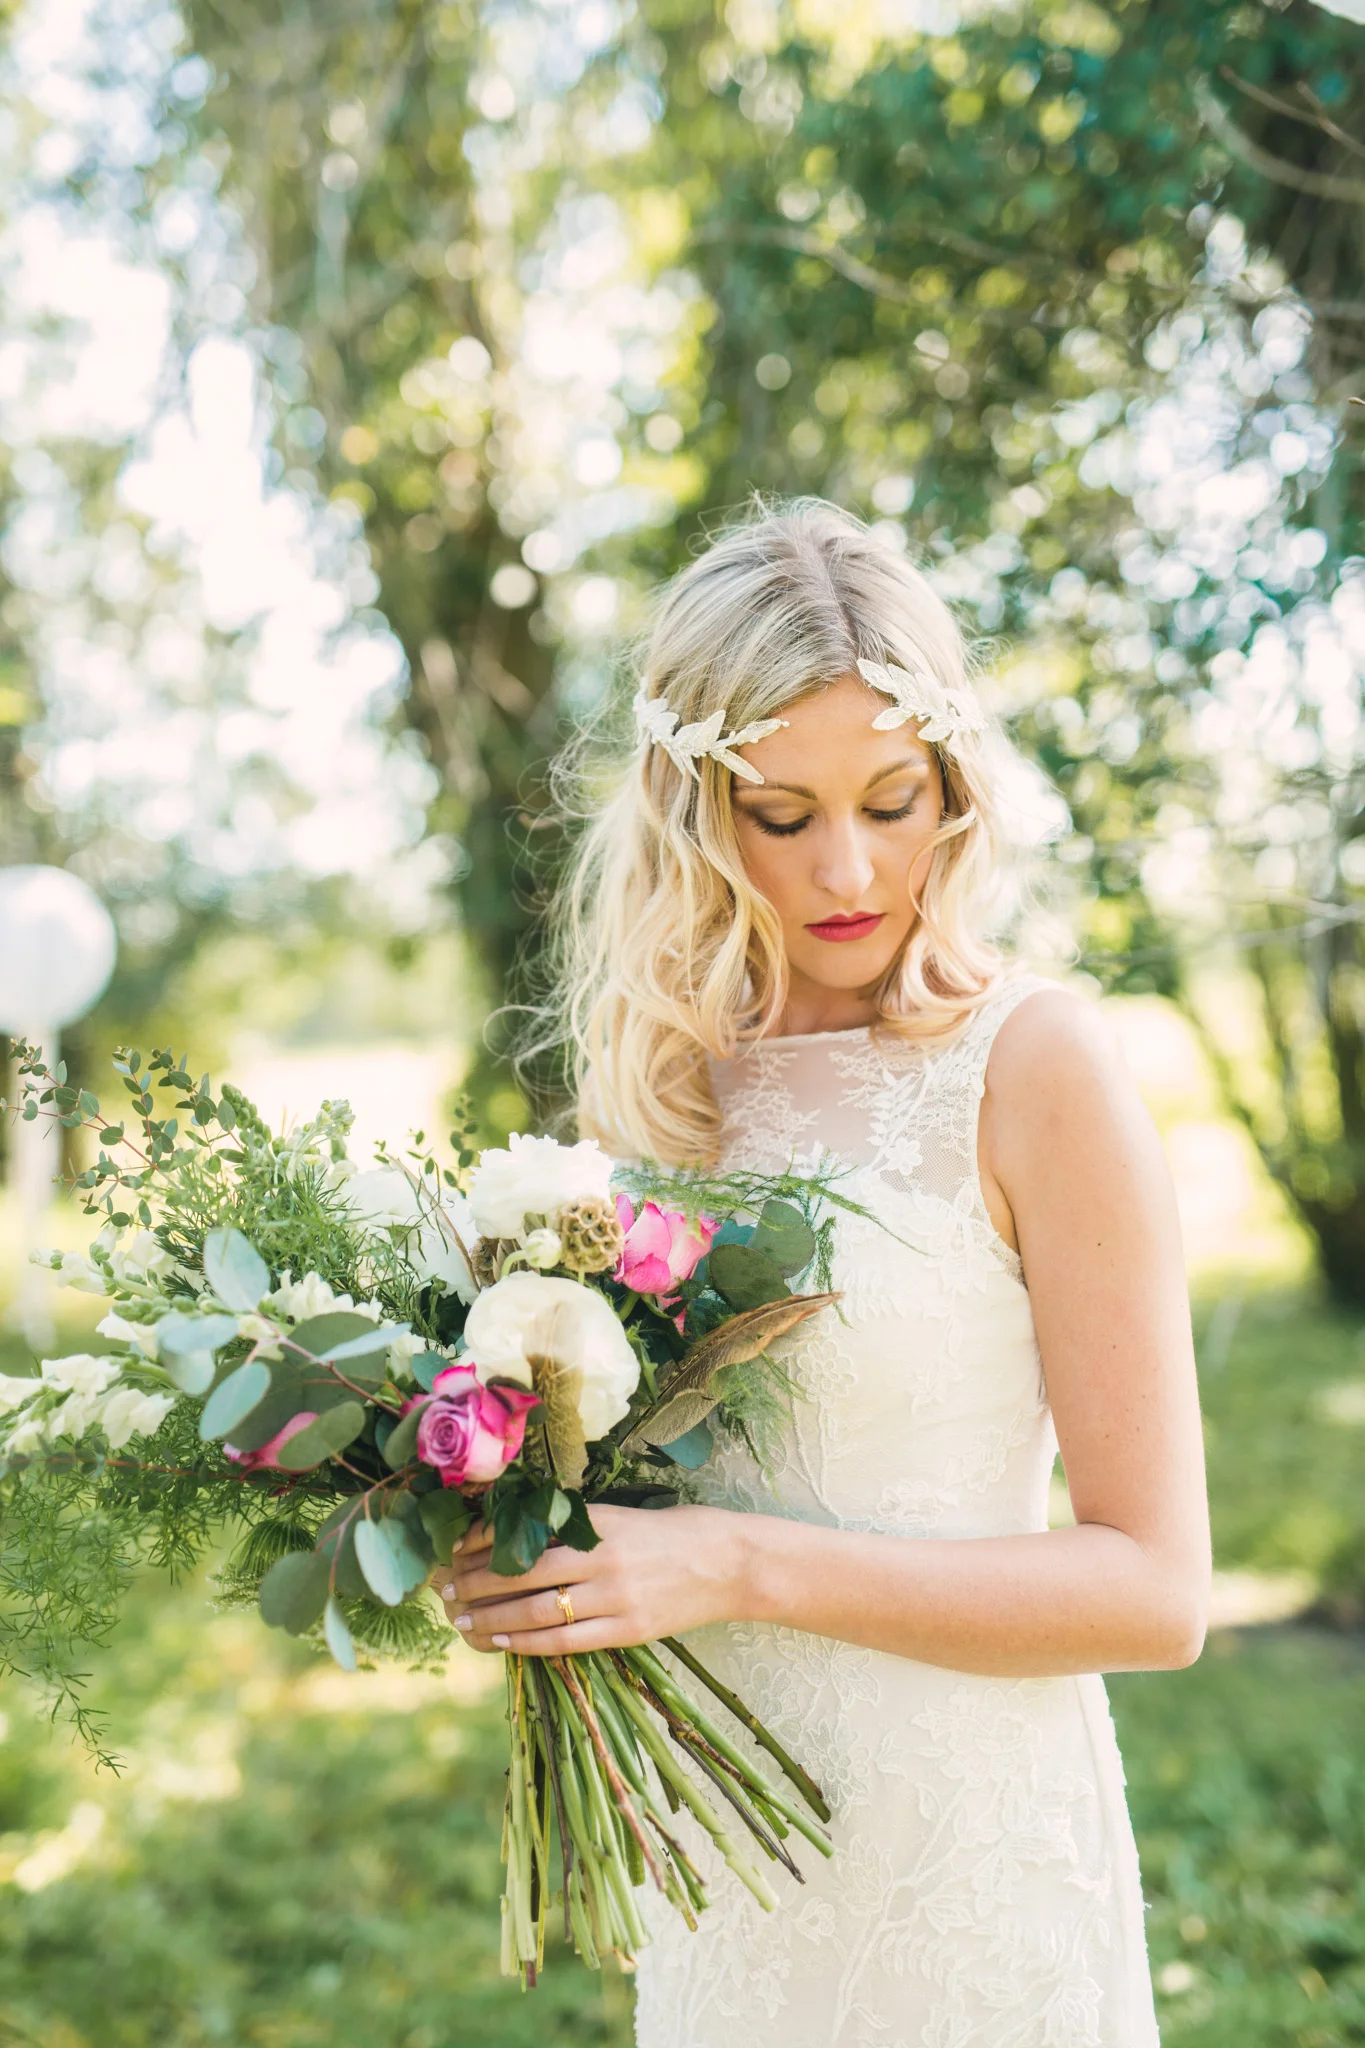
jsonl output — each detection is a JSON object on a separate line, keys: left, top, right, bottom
{"left": 603, "top": 0, "right": 1365, "bottom": 1299}
{"left": 177, "top": 0, "right": 575, "bottom": 1085}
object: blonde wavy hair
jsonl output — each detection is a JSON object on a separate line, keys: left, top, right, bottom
{"left": 542, "top": 497, "right": 1018, "bottom": 1167}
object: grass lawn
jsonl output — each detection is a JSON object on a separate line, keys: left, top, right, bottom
{"left": 0, "top": 1247, "right": 1362, "bottom": 2042}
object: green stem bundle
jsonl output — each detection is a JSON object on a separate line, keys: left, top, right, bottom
{"left": 499, "top": 1639, "right": 833, "bottom": 1986}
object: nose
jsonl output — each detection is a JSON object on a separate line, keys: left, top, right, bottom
{"left": 812, "top": 813, "right": 876, "bottom": 903}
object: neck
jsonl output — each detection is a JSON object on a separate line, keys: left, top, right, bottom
{"left": 767, "top": 976, "right": 878, "bottom": 1039}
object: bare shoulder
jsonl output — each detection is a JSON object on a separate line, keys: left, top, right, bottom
{"left": 982, "top": 983, "right": 1162, "bottom": 1192}
{"left": 985, "top": 984, "right": 1123, "bottom": 1103}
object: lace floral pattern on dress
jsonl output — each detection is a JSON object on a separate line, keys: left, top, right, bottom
{"left": 633, "top": 976, "right": 1159, "bottom": 2048}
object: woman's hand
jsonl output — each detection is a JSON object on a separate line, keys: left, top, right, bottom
{"left": 435, "top": 1502, "right": 753, "bottom": 1656}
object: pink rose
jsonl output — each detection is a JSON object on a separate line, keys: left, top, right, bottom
{"left": 415, "top": 1361, "right": 539, "bottom": 1488}
{"left": 614, "top": 1195, "right": 716, "bottom": 1296}
{"left": 224, "top": 1411, "right": 318, "bottom": 1471}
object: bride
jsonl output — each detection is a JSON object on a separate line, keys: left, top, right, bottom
{"left": 442, "top": 498, "right": 1210, "bottom": 2045}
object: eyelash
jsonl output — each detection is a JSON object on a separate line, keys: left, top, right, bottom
{"left": 751, "top": 797, "right": 920, "bottom": 839}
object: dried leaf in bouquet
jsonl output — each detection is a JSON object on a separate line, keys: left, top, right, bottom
{"left": 622, "top": 1291, "right": 840, "bottom": 1449}
{"left": 528, "top": 1350, "right": 588, "bottom": 1488}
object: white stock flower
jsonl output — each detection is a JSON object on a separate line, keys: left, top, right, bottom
{"left": 5, "top": 1416, "right": 50, "bottom": 1454}
{"left": 266, "top": 1271, "right": 341, "bottom": 1321}
{"left": 407, "top": 1190, "right": 479, "bottom": 1304}
{"left": 387, "top": 1330, "right": 426, "bottom": 1381}
{"left": 109, "top": 1231, "right": 174, "bottom": 1287}
{"left": 340, "top": 1168, "right": 423, "bottom": 1230}
{"left": 96, "top": 1311, "right": 160, "bottom": 1361}
{"left": 521, "top": 1228, "right": 563, "bottom": 1271}
{"left": 41, "top": 1355, "right": 121, "bottom": 1399}
{"left": 236, "top": 1313, "right": 283, "bottom": 1360}
{"left": 42, "top": 1357, "right": 121, "bottom": 1439}
{"left": 50, "top": 1251, "right": 108, "bottom": 1294}
{"left": 97, "top": 1387, "right": 176, "bottom": 1449}
{"left": 0, "top": 1374, "right": 40, "bottom": 1414}
{"left": 468, "top": 1134, "right": 615, "bottom": 1241}
{"left": 463, "top": 1273, "right": 639, "bottom": 1440}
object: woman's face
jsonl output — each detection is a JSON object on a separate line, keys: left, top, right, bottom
{"left": 730, "top": 670, "right": 946, "bottom": 1034}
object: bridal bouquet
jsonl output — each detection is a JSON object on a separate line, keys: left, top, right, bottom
{"left": 0, "top": 1041, "right": 843, "bottom": 1984}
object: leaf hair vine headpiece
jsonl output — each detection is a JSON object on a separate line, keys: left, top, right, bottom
{"left": 855, "top": 658, "right": 986, "bottom": 752}
{"left": 633, "top": 688, "right": 788, "bottom": 785}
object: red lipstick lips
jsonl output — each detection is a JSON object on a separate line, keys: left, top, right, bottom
{"left": 805, "top": 912, "right": 886, "bottom": 944}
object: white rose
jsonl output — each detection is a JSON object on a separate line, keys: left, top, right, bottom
{"left": 97, "top": 1387, "right": 176, "bottom": 1450}
{"left": 40, "top": 1354, "right": 121, "bottom": 1399}
{"left": 96, "top": 1310, "right": 160, "bottom": 1361}
{"left": 0, "top": 1373, "right": 39, "bottom": 1414}
{"left": 462, "top": 1272, "right": 639, "bottom": 1440}
{"left": 110, "top": 1230, "right": 173, "bottom": 1287}
{"left": 468, "top": 1134, "right": 615, "bottom": 1241}
{"left": 407, "top": 1190, "right": 478, "bottom": 1304}
{"left": 340, "top": 1168, "right": 423, "bottom": 1230}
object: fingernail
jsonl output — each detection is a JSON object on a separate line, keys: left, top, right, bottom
{"left": 492, "top": 1634, "right": 510, "bottom": 1649}
{"left": 453, "top": 1614, "right": 473, "bottom": 1632}
{"left": 439, "top": 1584, "right": 456, "bottom": 1601}
{"left": 451, "top": 1536, "right": 465, "bottom": 1554}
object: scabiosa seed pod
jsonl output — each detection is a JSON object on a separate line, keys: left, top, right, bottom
{"left": 471, "top": 1236, "right": 518, "bottom": 1289}
{"left": 556, "top": 1195, "right": 626, "bottom": 1275}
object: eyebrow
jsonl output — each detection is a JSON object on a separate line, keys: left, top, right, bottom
{"left": 734, "top": 757, "right": 931, "bottom": 802}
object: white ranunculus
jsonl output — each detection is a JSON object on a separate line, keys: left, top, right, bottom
{"left": 40, "top": 1354, "right": 121, "bottom": 1399}
{"left": 462, "top": 1272, "right": 639, "bottom": 1440}
{"left": 0, "top": 1374, "right": 39, "bottom": 1414}
{"left": 468, "top": 1134, "right": 615, "bottom": 1241}
{"left": 340, "top": 1168, "right": 424, "bottom": 1230}
{"left": 97, "top": 1387, "right": 176, "bottom": 1449}
{"left": 96, "top": 1310, "right": 160, "bottom": 1361}
{"left": 407, "top": 1190, "right": 479, "bottom": 1304}
{"left": 109, "top": 1230, "right": 173, "bottom": 1288}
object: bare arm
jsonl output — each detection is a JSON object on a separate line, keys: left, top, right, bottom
{"left": 446, "top": 990, "right": 1211, "bottom": 1676}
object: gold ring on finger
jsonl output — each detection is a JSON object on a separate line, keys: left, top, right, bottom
{"left": 555, "top": 1584, "right": 575, "bottom": 1626}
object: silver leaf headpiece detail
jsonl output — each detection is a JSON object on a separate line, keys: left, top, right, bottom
{"left": 634, "top": 689, "right": 788, "bottom": 784}
{"left": 855, "top": 658, "right": 986, "bottom": 750}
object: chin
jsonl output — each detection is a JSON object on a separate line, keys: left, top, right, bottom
{"left": 790, "top": 940, "right": 904, "bottom": 991}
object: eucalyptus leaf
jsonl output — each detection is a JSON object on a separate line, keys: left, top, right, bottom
{"left": 354, "top": 1518, "right": 426, "bottom": 1606}
{"left": 381, "top": 1401, "right": 426, "bottom": 1470}
{"left": 707, "top": 1241, "right": 791, "bottom": 1311}
{"left": 203, "top": 1227, "right": 270, "bottom": 1313}
{"left": 751, "top": 1199, "right": 818, "bottom": 1278}
{"left": 162, "top": 1350, "right": 216, "bottom": 1396}
{"left": 315, "top": 1503, "right": 369, "bottom": 1600}
{"left": 659, "top": 1419, "right": 713, "bottom": 1468}
{"left": 222, "top": 1357, "right": 355, "bottom": 1453}
{"left": 273, "top": 1400, "right": 366, "bottom": 1471}
{"left": 417, "top": 1488, "right": 475, "bottom": 1564}
{"left": 258, "top": 1550, "right": 330, "bottom": 1634}
{"left": 323, "top": 1596, "right": 358, "bottom": 1671}
{"left": 199, "top": 1359, "right": 272, "bottom": 1442}
{"left": 410, "top": 1350, "right": 445, "bottom": 1392}
{"left": 157, "top": 1311, "right": 239, "bottom": 1358}
{"left": 284, "top": 1312, "right": 393, "bottom": 1388}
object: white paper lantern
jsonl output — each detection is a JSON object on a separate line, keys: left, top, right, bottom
{"left": 0, "top": 866, "right": 117, "bottom": 1035}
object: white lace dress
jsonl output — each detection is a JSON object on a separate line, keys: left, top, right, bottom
{"left": 632, "top": 976, "right": 1160, "bottom": 2048}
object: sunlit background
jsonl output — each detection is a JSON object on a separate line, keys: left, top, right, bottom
{"left": 2, "top": 0, "right": 1365, "bottom": 2039}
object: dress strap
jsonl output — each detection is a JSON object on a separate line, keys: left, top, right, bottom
{"left": 960, "top": 970, "right": 1058, "bottom": 1103}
